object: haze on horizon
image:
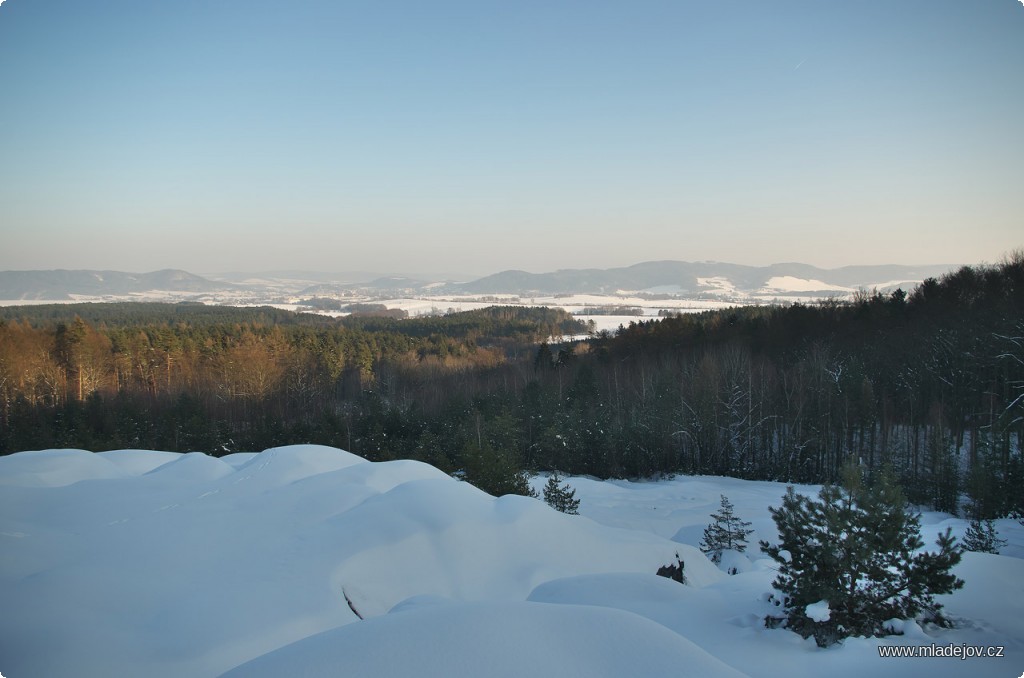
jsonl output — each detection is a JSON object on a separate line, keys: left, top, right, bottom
{"left": 0, "top": 1, "right": 1021, "bottom": 279}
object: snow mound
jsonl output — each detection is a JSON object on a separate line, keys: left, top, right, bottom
{"left": 230, "top": 444, "right": 368, "bottom": 488}
{"left": 805, "top": 599, "right": 831, "bottom": 622}
{"left": 529, "top": 571, "right": 693, "bottom": 607}
{"left": 97, "top": 449, "right": 182, "bottom": 475}
{"left": 142, "top": 451, "right": 236, "bottom": 482}
{"left": 328, "top": 479, "right": 689, "bottom": 615}
{"left": 220, "top": 600, "right": 749, "bottom": 678}
{"left": 0, "top": 448, "right": 129, "bottom": 487}
{"left": 323, "top": 458, "right": 453, "bottom": 494}
{"left": 219, "top": 452, "right": 259, "bottom": 469}
{"left": 0, "top": 446, "right": 693, "bottom": 678}
{"left": 718, "top": 549, "right": 754, "bottom": 574}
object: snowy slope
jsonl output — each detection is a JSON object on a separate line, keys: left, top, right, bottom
{"left": 0, "top": 446, "right": 708, "bottom": 678}
{"left": 223, "top": 599, "right": 748, "bottom": 678}
{"left": 531, "top": 474, "right": 1024, "bottom": 678}
{"left": 1, "top": 446, "right": 1021, "bottom": 677}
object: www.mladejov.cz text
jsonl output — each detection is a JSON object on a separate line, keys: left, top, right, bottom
{"left": 878, "top": 643, "right": 1005, "bottom": 659}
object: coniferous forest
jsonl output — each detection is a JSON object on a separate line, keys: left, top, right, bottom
{"left": 1, "top": 255, "right": 1021, "bottom": 518}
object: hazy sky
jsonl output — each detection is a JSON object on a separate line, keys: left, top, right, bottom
{"left": 1, "top": 1, "right": 1021, "bottom": 277}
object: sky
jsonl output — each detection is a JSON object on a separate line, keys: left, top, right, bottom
{"left": 0, "top": 0, "right": 1021, "bottom": 278}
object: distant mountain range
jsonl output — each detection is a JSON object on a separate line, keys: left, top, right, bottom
{"left": 0, "top": 261, "right": 960, "bottom": 302}
{"left": 0, "top": 269, "right": 234, "bottom": 300}
{"left": 457, "top": 261, "right": 958, "bottom": 296}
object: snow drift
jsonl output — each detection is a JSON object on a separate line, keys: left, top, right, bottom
{"left": 1, "top": 445, "right": 1021, "bottom": 677}
{"left": 0, "top": 445, "right": 705, "bottom": 677}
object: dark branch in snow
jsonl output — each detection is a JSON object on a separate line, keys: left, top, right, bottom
{"left": 343, "top": 588, "right": 364, "bottom": 620}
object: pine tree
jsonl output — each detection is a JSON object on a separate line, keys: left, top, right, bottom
{"left": 534, "top": 342, "right": 554, "bottom": 371}
{"left": 543, "top": 472, "right": 580, "bottom": 514}
{"left": 461, "top": 439, "right": 537, "bottom": 498}
{"left": 699, "top": 494, "right": 752, "bottom": 565}
{"left": 760, "top": 466, "right": 964, "bottom": 647}
{"left": 962, "top": 518, "right": 1007, "bottom": 554}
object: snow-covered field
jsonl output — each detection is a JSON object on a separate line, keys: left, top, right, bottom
{"left": 1, "top": 446, "right": 1020, "bottom": 677}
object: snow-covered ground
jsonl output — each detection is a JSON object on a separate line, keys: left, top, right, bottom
{"left": 759, "top": 276, "right": 855, "bottom": 294}
{"left": 1, "top": 446, "right": 1020, "bottom": 677}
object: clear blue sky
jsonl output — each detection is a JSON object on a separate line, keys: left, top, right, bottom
{"left": 1, "top": 0, "right": 1021, "bottom": 277}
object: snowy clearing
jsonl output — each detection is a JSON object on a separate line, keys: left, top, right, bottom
{"left": 1, "top": 446, "right": 1021, "bottom": 677}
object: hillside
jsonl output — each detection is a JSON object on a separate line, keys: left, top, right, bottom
{"left": 0, "top": 269, "right": 234, "bottom": 300}
{"left": 458, "top": 260, "right": 957, "bottom": 296}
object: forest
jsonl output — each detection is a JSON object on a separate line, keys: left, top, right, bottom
{"left": 0, "top": 255, "right": 1021, "bottom": 518}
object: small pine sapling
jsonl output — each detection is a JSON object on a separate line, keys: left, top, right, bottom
{"left": 543, "top": 472, "right": 581, "bottom": 515}
{"left": 962, "top": 518, "right": 1007, "bottom": 554}
{"left": 699, "top": 494, "right": 753, "bottom": 565}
